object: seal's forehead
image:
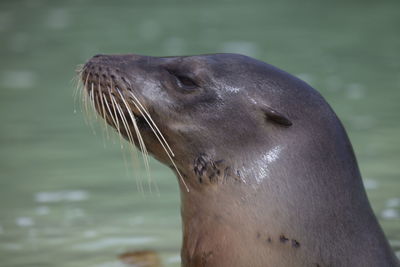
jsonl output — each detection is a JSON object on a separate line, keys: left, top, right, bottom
{"left": 161, "top": 53, "right": 251, "bottom": 65}
{"left": 159, "top": 53, "right": 258, "bottom": 76}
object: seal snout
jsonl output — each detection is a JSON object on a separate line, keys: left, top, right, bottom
{"left": 79, "top": 54, "right": 152, "bottom": 137}
{"left": 81, "top": 58, "right": 127, "bottom": 96}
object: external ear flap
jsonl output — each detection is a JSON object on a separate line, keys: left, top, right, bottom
{"left": 262, "top": 106, "right": 292, "bottom": 127}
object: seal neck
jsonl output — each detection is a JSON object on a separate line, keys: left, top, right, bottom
{"left": 177, "top": 147, "right": 398, "bottom": 266}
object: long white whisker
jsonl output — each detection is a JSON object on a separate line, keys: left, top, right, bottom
{"left": 111, "top": 95, "right": 144, "bottom": 193}
{"left": 118, "top": 91, "right": 154, "bottom": 192}
{"left": 114, "top": 95, "right": 145, "bottom": 191}
{"left": 98, "top": 81, "right": 110, "bottom": 140}
{"left": 114, "top": 97, "right": 134, "bottom": 145}
{"left": 103, "top": 94, "right": 118, "bottom": 131}
{"left": 128, "top": 91, "right": 175, "bottom": 157}
{"left": 79, "top": 71, "right": 188, "bottom": 192}
{"left": 90, "top": 83, "right": 98, "bottom": 120}
{"left": 83, "top": 73, "right": 90, "bottom": 119}
{"left": 76, "top": 84, "right": 83, "bottom": 114}
{"left": 72, "top": 74, "right": 82, "bottom": 114}
{"left": 126, "top": 92, "right": 189, "bottom": 192}
{"left": 110, "top": 92, "right": 124, "bottom": 150}
{"left": 81, "top": 74, "right": 97, "bottom": 135}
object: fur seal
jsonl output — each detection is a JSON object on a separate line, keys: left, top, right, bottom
{"left": 79, "top": 53, "right": 399, "bottom": 267}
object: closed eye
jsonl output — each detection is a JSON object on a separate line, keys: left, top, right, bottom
{"left": 176, "top": 75, "right": 197, "bottom": 87}
{"left": 167, "top": 70, "right": 198, "bottom": 91}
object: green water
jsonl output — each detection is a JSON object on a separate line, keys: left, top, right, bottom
{"left": 0, "top": 0, "right": 399, "bottom": 266}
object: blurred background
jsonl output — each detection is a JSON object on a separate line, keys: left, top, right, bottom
{"left": 0, "top": 0, "right": 399, "bottom": 266}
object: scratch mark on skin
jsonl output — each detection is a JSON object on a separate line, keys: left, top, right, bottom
{"left": 194, "top": 155, "right": 243, "bottom": 185}
{"left": 279, "top": 234, "right": 289, "bottom": 243}
{"left": 291, "top": 239, "right": 300, "bottom": 248}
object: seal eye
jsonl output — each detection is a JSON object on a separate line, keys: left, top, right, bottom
{"left": 176, "top": 75, "right": 197, "bottom": 88}
{"left": 168, "top": 70, "right": 198, "bottom": 92}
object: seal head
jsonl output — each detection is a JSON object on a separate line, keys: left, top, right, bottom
{"left": 80, "top": 54, "right": 399, "bottom": 267}
{"left": 81, "top": 54, "right": 295, "bottom": 177}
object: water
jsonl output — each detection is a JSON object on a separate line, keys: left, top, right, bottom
{"left": 0, "top": 0, "right": 399, "bottom": 266}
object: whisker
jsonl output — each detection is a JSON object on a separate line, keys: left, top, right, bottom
{"left": 126, "top": 92, "right": 189, "bottom": 192}
{"left": 90, "top": 83, "right": 98, "bottom": 120}
{"left": 111, "top": 95, "right": 144, "bottom": 193}
{"left": 75, "top": 84, "right": 83, "bottom": 114}
{"left": 83, "top": 73, "right": 91, "bottom": 119}
{"left": 113, "top": 96, "right": 144, "bottom": 194}
{"left": 118, "top": 91, "right": 154, "bottom": 193}
{"left": 110, "top": 91, "right": 124, "bottom": 150}
{"left": 169, "top": 155, "right": 189, "bottom": 192}
{"left": 72, "top": 75, "right": 81, "bottom": 114}
{"left": 98, "top": 80, "right": 110, "bottom": 140}
{"left": 114, "top": 97, "right": 134, "bottom": 145}
{"left": 81, "top": 73, "right": 98, "bottom": 135}
{"left": 121, "top": 80, "right": 175, "bottom": 159}
{"left": 103, "top": 93, "right": 118, "bottom": 131}
{"left": 79, "top": 72, "right": 186, "bottom": 192}
{"left": 72, "top": 73, "right": 85, "bottom": 116}
{"left": 128, "top": 91, "right": 175, "bottom": 157}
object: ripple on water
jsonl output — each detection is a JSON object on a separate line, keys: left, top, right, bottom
{"left": 386, "top": 198, "right": 400, "bottom": 208}
{"left": 15, "top": 217, "right": 34, "bottom": 227}
{"left": 1, "top": 70, "right": 37, "bottom": 90}
{"left": 382, "top": 209, "right": 400, "bottom": 219}
{"left": 73, "top": 237, "right": 155, "bottom": 251}
{"left": 35, "top": 190, "right": 89, "bottom": 203}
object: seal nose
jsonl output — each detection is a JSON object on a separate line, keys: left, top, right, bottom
{"left": 83, "top": 54, "right": 113, "bottom": 72}
{"left": 88, "top": 54, "right": 110, "bottom": 64}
